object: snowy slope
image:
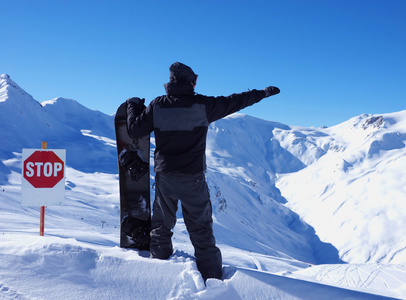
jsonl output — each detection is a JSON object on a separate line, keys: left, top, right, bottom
{"left": 276, "top": 112, "right": 406, "bottom": 264}
{"left": 1, "top": 74, "right": 406, "bottom": 299}
{"left": 205, "top": 115, "right": 342, "bottom": 264}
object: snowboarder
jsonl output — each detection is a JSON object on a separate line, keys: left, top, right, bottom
{"left": 126, "top": 62, "right": 280, "bottom": 281}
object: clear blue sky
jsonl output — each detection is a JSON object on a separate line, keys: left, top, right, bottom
{"left": 1, "top": 0, "right": 405, "bottom": 127}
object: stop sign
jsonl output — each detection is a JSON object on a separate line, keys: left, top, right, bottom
{"left": 23, "top": 150, "right": 65, "bottom": 188}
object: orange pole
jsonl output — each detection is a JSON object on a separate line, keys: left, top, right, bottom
{"left": 40, "top": 141, "right": 47, "bottom": 236}
{"left": 40, "top": 206, "right": 45, "bottom": 236}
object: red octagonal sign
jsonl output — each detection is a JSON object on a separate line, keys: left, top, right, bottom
{"left": 23, "top": 151, "right": 65, "bottom": 188}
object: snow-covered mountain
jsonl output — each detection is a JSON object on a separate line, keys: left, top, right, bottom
{"left": 1, "top": 73, "right": 405, "bottom": 299}
{"left": 277, "top": 113, "right": 406, "bottom": 265}
{"left": 0, "top": 74, "right": 116, "bottom": 174}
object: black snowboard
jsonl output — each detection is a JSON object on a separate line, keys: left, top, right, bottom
{"left": 115, "top": 100, "right": 151, "bottom": 250}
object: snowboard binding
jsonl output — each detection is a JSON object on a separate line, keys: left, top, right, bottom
{"left": 118, "top": 148, "right": 149, "bottom": 181}
{"left": 121, "top": 215, "right": 150, "bottom": 250}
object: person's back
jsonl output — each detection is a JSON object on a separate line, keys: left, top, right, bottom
{"left": 126, "top": 62, "right": 280, "bottom": 281}
{"left": 151, "top": 93, "right": 210, "bottom": 175}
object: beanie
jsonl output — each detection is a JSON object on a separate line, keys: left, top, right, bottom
{"left": 169, "top": 62, "right": 197, "bottom": 84}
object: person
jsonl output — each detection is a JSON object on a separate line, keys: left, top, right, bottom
{"left": 126, "top": 62, "right": 280, "bottom": 281}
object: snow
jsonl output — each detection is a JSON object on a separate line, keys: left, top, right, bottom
{"left": 1, "top": 74, "right": 406, "bottom": 299}
{"left": 276, "top": 111, "right": 406, "bottom": 265}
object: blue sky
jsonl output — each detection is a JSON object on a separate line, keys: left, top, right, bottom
{"left": 1, "top": 0, "right": 405, "bottom": 127}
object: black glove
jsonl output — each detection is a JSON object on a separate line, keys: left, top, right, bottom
{"left": 126, "top": 97, "right": 145, "bottom": 105}
{"left": 264, "top": 86, "right": 280, "bottom": 97}
{"left": 126, "top": 97, "right": 146, "bottom": 119}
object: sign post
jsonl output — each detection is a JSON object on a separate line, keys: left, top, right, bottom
{"left": 22, "top": 142, "right": 66, "bottom": 236}
{"left": 39, "top": 142, "right": 46, "bottom": 236}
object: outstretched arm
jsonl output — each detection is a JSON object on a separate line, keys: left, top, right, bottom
{"left": 205, "top": 86, "right": 280, "bottom": 123}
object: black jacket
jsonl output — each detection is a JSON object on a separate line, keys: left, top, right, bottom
{"left": 127, "top": 81, "right": 267, "bottom": 174}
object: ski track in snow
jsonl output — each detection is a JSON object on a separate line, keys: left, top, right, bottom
{"left": 0, "top": 282, "right": 29, "bottom": 300}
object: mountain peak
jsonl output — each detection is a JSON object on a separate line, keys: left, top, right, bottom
{"left": 0, "top": 74, "right": 12, "bottom": 98}
{"left": 1, "top": 74, "right": 19, "bottom": 88}
{"left": 0, "top": 74, "right": 31, "bottom": 102}
{"left": 0, "top": 74, "right": 11, "bottom": 80}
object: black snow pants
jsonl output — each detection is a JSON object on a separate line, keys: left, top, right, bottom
{"left": 150, "top": 172, "right": 222, "bottom": 281}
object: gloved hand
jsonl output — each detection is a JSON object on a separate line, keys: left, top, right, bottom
{"left": 126, "top": 97, "right": 145, "bottom": 105}
{"left": 264, "top": 86, "right": 280, "bottom": 97}
{"left": 126, "top": 97, "right": 146, "bottom": 121}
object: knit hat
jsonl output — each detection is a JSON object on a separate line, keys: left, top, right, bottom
{"left": 169, "top": 62, "right": 197, "bottom": 84}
